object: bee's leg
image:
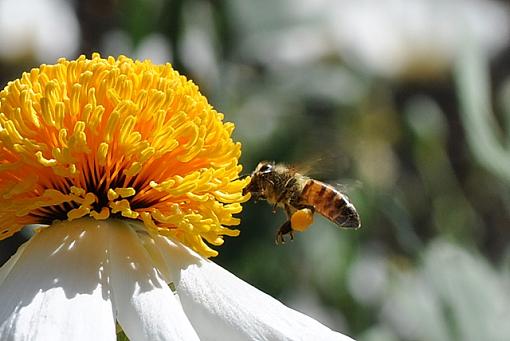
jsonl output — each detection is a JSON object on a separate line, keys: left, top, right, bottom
{"left": 275, "top": 220, "right": 293, "bottom": 245}
{"left": 284, "top": 204, "right": 292, "bottom": 218}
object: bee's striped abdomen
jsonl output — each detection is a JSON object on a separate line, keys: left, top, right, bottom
{"left": 301, "top": 179, "right": 360, "bottom": 228}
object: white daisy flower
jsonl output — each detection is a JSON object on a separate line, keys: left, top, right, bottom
{"left": 0, "top": 55, "right": 353, "bottom": 340}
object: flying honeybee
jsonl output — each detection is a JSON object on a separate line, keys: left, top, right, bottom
{"left": 243, "top": 161, "right": 361, "bottom": 244}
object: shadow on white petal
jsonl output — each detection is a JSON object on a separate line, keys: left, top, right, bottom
{"left": 152, "top": 235, "right": 354, "bottom": 341}
{"left": 0, "top": 219, "right": 115, "bottom": 340}
{"left": 106, "top": 220, "right": 199, "bottom": 341}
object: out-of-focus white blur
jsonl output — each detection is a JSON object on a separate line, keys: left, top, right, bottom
{"left": 235, "top": 0, "right": 510, "bottom": 79}
{"left": 0, "top": 0, "right": 80, "bottom": 63}
{"left": 101, "top": 30, "right": 173, "bottom": 65}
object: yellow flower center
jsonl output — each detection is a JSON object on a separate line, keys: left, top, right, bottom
{"left": 0, "top": 54, "right": 250, "bottom": 257}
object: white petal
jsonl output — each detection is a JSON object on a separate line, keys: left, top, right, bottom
{"left": 153, "top": 235, "right": 355, "bottom": 341}
{"left": 0, "top": 219, "right": 116, "bottom": 340}
{"left": 105, "top": 220, "right": 200, "bottom": 341}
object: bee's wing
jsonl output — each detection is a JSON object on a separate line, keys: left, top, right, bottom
{"left": 291, "top": 156, "right": 323, "bottom": 176}
{"left": 330, "top": 179, "right": 363, "bottom": 195}
{"left": 292, "top": 153, "right": 352, "bottom": 178}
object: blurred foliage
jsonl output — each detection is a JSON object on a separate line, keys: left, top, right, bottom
{"left": 1, "top": 0, "right": 510, "bottom": 340}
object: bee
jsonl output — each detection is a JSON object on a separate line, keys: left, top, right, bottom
{"left": 243, "top": 161, "right": 361, "bottom": 244}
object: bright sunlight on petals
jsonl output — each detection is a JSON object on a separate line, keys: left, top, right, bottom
{"left": 144, "top": 234, "right": 354, "bottom": 340}
{"left": 0, "top": 220, "right": 115, "bottom": 340}
{"left": 0, "top": 218, "right": 201, "bottom": 340}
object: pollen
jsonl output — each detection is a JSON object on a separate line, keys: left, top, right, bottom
{"left": 0, "top": 54, "right": 250, "bottom": 257}
{"left": 290, "top": 208, "right": 314, "bottom": 232}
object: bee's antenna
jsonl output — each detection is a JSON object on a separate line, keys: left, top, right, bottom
{"left": 232, "top": 173, "right": 250, "bottom": 181}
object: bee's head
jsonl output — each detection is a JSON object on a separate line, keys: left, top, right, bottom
{"left": 253, "top": 161, "right": 275, "bottom": 175}
{"left": 242, "top": 161, "right": 275, "bottom": 195}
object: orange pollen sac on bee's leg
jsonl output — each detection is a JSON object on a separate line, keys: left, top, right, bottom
{"left": 290, "top": 208, "right": 314, "bottom": 232}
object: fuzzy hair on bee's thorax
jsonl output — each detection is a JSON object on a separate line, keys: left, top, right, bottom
{"left": 246, "top": 162, "right": 307, "bottom": 207}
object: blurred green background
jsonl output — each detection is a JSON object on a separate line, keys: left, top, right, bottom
{"left": 1, "top": 0, "right": 510, "bottom": 340}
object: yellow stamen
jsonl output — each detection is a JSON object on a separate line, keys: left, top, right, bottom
{"left": 0, "top": 54, "right": 250, "bottom": 257}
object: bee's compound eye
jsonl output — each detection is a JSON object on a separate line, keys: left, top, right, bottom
{"left": 259, "top": 163, "right": 273, "bottom": 174}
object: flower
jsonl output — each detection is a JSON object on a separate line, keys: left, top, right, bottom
{"left": 0, "top": 55, "right": 353, "bottom": 340}
{"left": 0, "top": 54, "right": 245, "bottom": 258}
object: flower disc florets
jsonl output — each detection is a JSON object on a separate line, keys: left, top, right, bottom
{"left": 0, "top": 54, "right": 249, "bottom": 257}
